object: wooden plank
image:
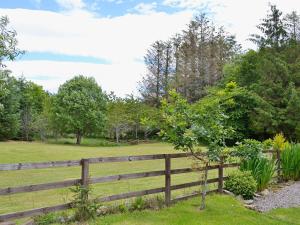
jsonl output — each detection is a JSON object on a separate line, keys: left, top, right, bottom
{"left": 21, "top": 219, "right": 35, "bottom": 225}
{"left": 223, "top": 163, "right": 240, "bottom": 168}
{"left": 170, "top": 178, "right": 219, "bottom": 191}
{"left": 0, "top": 153, "right": 194, "bottom": 171}
{"left": 165, "top": 155, "right": 171, "bottom": 207}
{"left": 0, "top": 160, "right": 80, "bottom": 171}
{"left": 171, "top": 165, "right": 219, "bottom": 175}
{"left": 0, "top": 179, "right": 81, "bottom": 196}
{"left": 171, "top": 189, "right": 218, "bottom": 204}
{"left": 81, "top": 159, "right": 89, "bottom": 186}
{"left": 0, "top": 222, "right": 16, "bottom": 225}
{"left": 88, "top": 153, "right": 190, "bottom": 164}
{"left": 88, "top": 165, "right": 222, "bottom": 185}
{"left": 97, "top": 187, "right": 165, "bottom": 202}
{"left": 0, "top": 203, "right": 71, "bottom": 222}
{"left": 218, "top": 159, "right": 224, "bottom": 193}
{"left": 90, "top": 170, "right": 165, "bottom": 184}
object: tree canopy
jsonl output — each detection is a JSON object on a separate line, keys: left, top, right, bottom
{"left": 53, "top": 75, "right": 107, "bottom": 144}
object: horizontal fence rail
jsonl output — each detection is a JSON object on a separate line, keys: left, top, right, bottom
{"left": 0, "top": 153, "right": 193, "bottom": 171}
{"left": 0, "top": 150, "right": 278, "bottom": 222}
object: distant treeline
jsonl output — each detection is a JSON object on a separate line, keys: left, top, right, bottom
{"left": 1, "top": 5, "right": 300, "bottom": 144}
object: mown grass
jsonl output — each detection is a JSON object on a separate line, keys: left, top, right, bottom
{"left": 0, "top": 141, "right": 224, "bottom": 215}
{"left": 1, "top": 141, "right": 299, "bottom": 225}
{"left": 94, "top": 195, "right": 300, "bottom": 225}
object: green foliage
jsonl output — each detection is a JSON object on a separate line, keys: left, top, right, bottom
{"left": 17, "top": 78, "right": 47, "bottom": 141}
{"left": 70, "top": 185, "right": 100, "bottom": 222}
{"left": 0, "top": 70, "right": 19, "bottom": 140}
{"left": 34, "top": 213, "right": 58, "bottom": 225}
{"left": 0, "top": 16, "right": 23, "bottom": 66}
{"left": 240, "top": 157, "right": 275, "bottom": 191}
{"left": 130, "top": 197, "right": 147, "bottom": 211}
{"left": 225, "top": 170, "right": 257, "bottom": 199}
{"left": 281, "top": 143, "right": 300, "bottom": 181}
{"left": 234, "top": 139, "right": 263, "bottom": 160}
{"left": 222, "top": 48, "right": 300, "bottom": 140}
{"left": 195, "top": 81, "right": 264, "bottom": 143}
{"left": 53, "top": 75, "right": 107, "bottom": 144}
{"left": 250, "top": 5, "right": 287, "bottom": 49}
{"left": 107, "top": 94, "right": 159, "bottom": 142}
{"left": 272, "top": 133, "right": 289, "bottom": 151}
{"left": 160, "top": 90, "right": 235, "bottom": 161}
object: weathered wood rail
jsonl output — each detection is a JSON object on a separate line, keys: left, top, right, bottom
{"left": 0, "top": 152, "right": 252, "bottom": 222}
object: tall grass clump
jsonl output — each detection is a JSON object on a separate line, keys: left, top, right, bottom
{"left": 281, "top": 144, "right": 300, "bottom": 181}
{"left": 240, "top": 157, "right": 275, "bottom": 192}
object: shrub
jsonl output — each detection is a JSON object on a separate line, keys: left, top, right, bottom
{"left": 273, "top": 133, "right": 289, "bottom": 151}
{"left": 234, "top": 139, "right": 263, "bottom": 160}
{"left": 240, "top": 157, "right": 275, "bottom": 191}
{"left": 130, "top": 197, "right": 147, "bottom": 211}
{"left": 34, "top": 213, "right": 58, "bottom": 225}
{"left": 225, "top": 170, "right": 257, "bottom": 199}
{"left": 70, "top": 185, "right": 100, "bottom": 222}
{"left": 281, "top": 144, "right": 300, "bottom": 181}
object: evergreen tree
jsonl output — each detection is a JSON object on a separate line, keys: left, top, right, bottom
{"left": 250, "top": 4, "right": 287, "bottom": 49}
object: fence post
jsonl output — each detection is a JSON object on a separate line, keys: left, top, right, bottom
{"left": 165, "top": 154, "right": 171, "bottom": 206}
{"left": 276, "top": 149, "right": 281, "bottom": 183}
{"left": 218, "top": 157, "right": 224, "bottom": 193}
{"left": 81, "top": 159, "right": 90, "bottom": 199}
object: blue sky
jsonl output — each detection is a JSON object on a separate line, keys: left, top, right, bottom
{"left": 0, "top": 0, "right": 299, "bottom": 96}
{"left": 1, "top": 0, "right": 182, "bottom": 17}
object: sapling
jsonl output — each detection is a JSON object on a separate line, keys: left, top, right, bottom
{"left": 160, "top": 90, "right": 234, "bottom": 209}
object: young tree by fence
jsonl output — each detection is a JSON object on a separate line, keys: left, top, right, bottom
{"left": 159, "top": 90, "right": 235, "bottom": 209}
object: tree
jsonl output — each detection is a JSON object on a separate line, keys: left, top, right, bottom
{"left": 107, "top": 97, "right": 130, "bottom": 143}
{"left": 53, "top": 75, "right": 107, "bottom": 145}
{"left": 139, "top": 41, "right": 172, "bottom": 107}
{"left": 195, "top": 82, "right": 266, "bottom": 143}
{"left": 284, "top": 11, "right": 300, "bottom": 42}
{"left": 160, "top": 90, "right": 234, "bottom": 209}
{"left": 250, "top": 4, "right": 287, "bottom": 49}
{"left": 0, "top": 16, "right": 23, "bottom": 67}
{"left": 139, "top": 13, "right": 240, "bottom": 104}
{"left": 17, "top": 78, "right": 47, "bottom": 141}
{"left": 0, "top": 70, "right": 19, "bottom": 140}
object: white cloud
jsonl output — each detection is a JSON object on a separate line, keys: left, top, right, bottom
{"left": 1, "top": 0, "right": 300, "bottom": 96}
{"left": 133, "top": 2, "right": 157, "bottom": 15}
{"left": 0, "top": 8, "right": 193, "bottom": 63}
{"left": 6, "top": 60, "right": 146, "bottom": 96}
{"left": 55, "top": 0, "right": 86, "bottom": 10}
{"left": 163, "top": 0, "right": 209, "bottom": 9}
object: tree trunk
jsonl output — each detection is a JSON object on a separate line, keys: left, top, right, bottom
{"left": 135, "top": 124, "right": 139, "bottom": 141}
{"left": 76, "top": 131, "right": 82, "bottom": 145}
{"left": 200, "top": 162, "right": 209, "bottom": 210}
{"left": 115, "top": 127, "right": 119, "bottom": 143}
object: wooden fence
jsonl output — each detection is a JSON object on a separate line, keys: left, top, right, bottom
{"left": 0, "top": 150, "right": 278, "bottom": 222}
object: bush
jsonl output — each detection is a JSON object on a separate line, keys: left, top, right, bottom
{"left": 225, "top": 170, "right": 257, "bottom": 199}
{"left": 234, "top": 139, "right": 263, "bottom": 160}
{"left": 281, "top": 144, "right": 300, "bottom": 181}
{"left": 240, "top": 157, "right": 275, "bottom": 191}
{"left": 130, "top": 197, "right": 147, "bottom": 211}
{"left": 273, "top": 133, "right": 289, "bottom": 151}
{"left": 70, "top": 185, "right": 100, "bottom": 222}
{"left": 34, "top": 213, "right": 58, "bottom": 225}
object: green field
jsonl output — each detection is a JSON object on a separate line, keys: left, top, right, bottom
{"left": 0, "top": 141, "right": 220, "bottom": 215}
{"left": 1, "top": 141, "right": 299, "bottom": 225}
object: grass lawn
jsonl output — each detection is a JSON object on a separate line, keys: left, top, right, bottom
{"left": 95, "top": 195, "right": 300, "bottom": 225}
{"left": 1, "top": 140, "right": 299, "bottom": 225}
{"left": 0, "top": 140, "right": 221, "bottom": 215}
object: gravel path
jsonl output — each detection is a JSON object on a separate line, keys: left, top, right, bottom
{"left": 253, "top": 181, "right": 300, "bottom": 212}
